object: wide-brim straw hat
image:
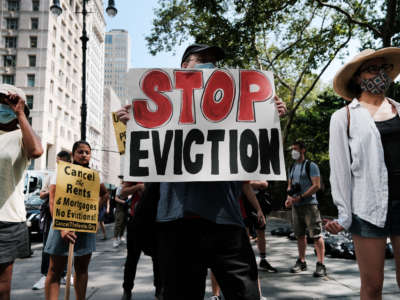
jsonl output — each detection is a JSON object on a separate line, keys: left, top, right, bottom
{"left": 0, "top": 83, "right": 26, "bottom": 102}
{"left": 333, "top": 47, "right": 400, "bottom": 100}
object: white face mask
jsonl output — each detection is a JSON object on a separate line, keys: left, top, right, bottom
{"left": 291, "top": 150, "right": 300, "bottom": 160}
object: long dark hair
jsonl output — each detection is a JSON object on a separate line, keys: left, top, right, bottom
{"left": 72, "top": 140, "right": 91, "bottom": 167}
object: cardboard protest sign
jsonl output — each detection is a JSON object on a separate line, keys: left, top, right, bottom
{"left": 112, "top": 112, "right": 127, "bottom": 154}
{"left": 53, "top": 161, "right": 100, "bottom": 233}
{"left": 124, "top": 68, "right": 286, "bottom": 182}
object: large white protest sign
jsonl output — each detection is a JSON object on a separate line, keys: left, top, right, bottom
{"left": 123, "top": 68, "right": 286, "bottom": 182}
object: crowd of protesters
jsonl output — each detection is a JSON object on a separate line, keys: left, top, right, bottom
{"left": 1, "top": 43, "right": 400, "bottom": 300}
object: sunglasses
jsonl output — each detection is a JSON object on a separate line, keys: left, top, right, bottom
{"left": 359, "top": 63, "right": 394, "bottom": 74}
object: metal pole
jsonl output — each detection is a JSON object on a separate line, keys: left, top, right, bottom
{"left": 80, "top": 0, "right": 89, "bottom": 141}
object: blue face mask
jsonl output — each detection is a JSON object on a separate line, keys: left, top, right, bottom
{"left": 194, "top": 63, "right": 215, "bottom": 69}
{"left": 0, "top": 103, "right": 16, "bottom": 124}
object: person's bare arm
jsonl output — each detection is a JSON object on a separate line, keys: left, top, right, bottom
{"left": 49, "top": 184, "right": 56, "bottom": 218}
{"left": 242, "top": 182, "right": 266, "bottom": 227}
{"left": 291, "top": 176, "right": 320, "bottom": 204}
{"left": 115, "top": 195, "right": 126, "bottom": 204}
{"left": 99, "top": 183, "right": 109, "bottom": 207}
{"left": 40, "top": 190, "right": 49, "bottom": 199}
{"left": 4, "top": 94, "right": 43, "bottom": 159}
{"left": 120, "top": 182, "right": 144, "bottom": 199}
{"left": 249, "top": 180, "right": 268, "bottom": 190}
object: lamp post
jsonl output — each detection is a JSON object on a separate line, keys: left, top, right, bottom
{"left": 51, "top": 0, "right": 117, "bottom": 141}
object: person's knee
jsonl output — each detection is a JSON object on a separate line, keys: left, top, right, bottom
{"left": 363, "top": 283, "right": 383, "bottom": 297}
{"left": 361, "top": 277, "right": 383, "bottom": 296}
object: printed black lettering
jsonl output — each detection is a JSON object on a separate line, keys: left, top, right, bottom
{"left": 130, "top": 131, "right": 149, "bottom": 176}
{"left": 183, "top": 129, "right": 204, "bottom": 174}
{"left": 240, "top": 129, "right": 258, "bottom": 173}
{"left": 207, "top": 130, "right": 225, "bottom": 175}
{"left": 174, "top": 130, "right": 183, "bottom": 174}
{"left": 152, "top": 130, "right": 173, "bottom": 175}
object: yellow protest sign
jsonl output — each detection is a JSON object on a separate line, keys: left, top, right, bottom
{"left": 112, "top": 112, "right": 126, "bottom": 154}
{"left": 53, "top": 161, "right": 100, "bottom": 233}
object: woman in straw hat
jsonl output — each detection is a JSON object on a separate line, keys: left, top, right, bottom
{"left": 326, "top": 47, "right": 400, "bottom": 299}
{"left": 0, "top": 84, "right": 43, "bottom": 299}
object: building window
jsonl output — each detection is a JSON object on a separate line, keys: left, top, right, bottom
{"left": 49, "top": 100, "right": 53, "bottom": 113}
{"left": 32, "top": 0, "right": 39, "bottom": 11}
{"left": 105, "top": 35, "right": 112, "bottom": 44}
{"left": 28, "top": 55, "right": 36, "bottom": 67}
{"left": 2, "top": 75, "right": 15, "bottom": 85}
{"left": 27, "top": 74, "right": 35, "bottom": 87}
{"left": 52, "top": 44, "right": 56, "bottom": 56}
{"left": 6, "top": 18, "right": 18, "bottom": 30}
{"left": 8, "top": 0, "right": 20, "bottom": 11}
{"left": 5, "top": 37, "right": 17, "bottom": 48}
{"left": 26, "top": 95, "right": 34, "bottom": 109}
{"left": 30, "top": 36, "right": 38, "bottom": 48}
{"left": 50, "top": 80, "right": 54, "bottom": 94}
{"left": 3, "top": 55, "right": 16, "bottom": 67}
{"left": 31, "top": 18, "right": 39, "bottom": 30}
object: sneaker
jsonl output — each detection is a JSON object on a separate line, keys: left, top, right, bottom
{"left": 259, "top": 259, "right": 278, "bottom": 273}
{"left": 261, "top": 297, "right": 268, "bottom": 300}
{"left": 113, "top": 239, "right": 120, "bottom": 248}
{"left": 120, "top": 236, "right": 126, "bottom": 244}
{"left": 290, "top": 258, "right": 307, "bottom": 273}
{"left": 32, "top": 275, "right": 46, "bottom": 290}
{"left": 121, "top": 289, "right": 132, "bottom": 300}
{"left": 61, "top": 275, "right": 74, "bottom": 286}
{"left": 208, "top": 296, "right": 221, "bottom": 300}
{"left": 313, "top": 262, "right": 327, "bottom": 277}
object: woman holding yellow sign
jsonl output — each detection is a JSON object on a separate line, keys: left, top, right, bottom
{"left": 44, "top": 141, "right": 108, "bottom": 300}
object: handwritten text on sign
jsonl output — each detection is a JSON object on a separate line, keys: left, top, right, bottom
{"left": 124, "top": 68, "right": 286, "bottom": 182}
{"left": 53, "top": 161, "right": 100, "bottom": 233}
{"left": 112, "top": 112, "right": 127, "bottom": 154}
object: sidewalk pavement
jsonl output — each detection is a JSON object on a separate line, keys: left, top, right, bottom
{"left": 11, "top": 216, "right": 400, "bottom": 299}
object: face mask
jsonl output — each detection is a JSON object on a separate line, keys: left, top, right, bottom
{"left": 194, "top": 63, "right": 215, "bottom": 69}
{"left": 360, "top": 70, "right": 392, "bottom": 95}
{"left": 0, "top": 103, "right": 16, "bottom": 124}
{"left": 291, "top": 150, "right": 300, "bottom": 160}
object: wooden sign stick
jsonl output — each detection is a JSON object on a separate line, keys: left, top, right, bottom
{"left": 64, "top": 242, "right": 75, "bottom": 300}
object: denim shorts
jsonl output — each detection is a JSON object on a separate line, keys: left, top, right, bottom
{"left": 44, "top": 226, "right": 96, "bottom": 257}
{"left": 349, "top": 199, "right": 400, "bottom": 238}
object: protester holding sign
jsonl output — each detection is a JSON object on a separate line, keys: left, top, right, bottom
{"left": 0, "top": 84, "right": 43, "bottom": 300}
{"left": 116, "top": 43, "right": 287, "bottom": 300}
{"left": 44, "top": 141, "right": 108, "bottom": 300}
{"left": 327, "top": 48, "right": 400, "bottom": 299}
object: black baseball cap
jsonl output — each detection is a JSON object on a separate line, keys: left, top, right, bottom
{"left": 181, "top": 44, "right": 225, "bottom": 66}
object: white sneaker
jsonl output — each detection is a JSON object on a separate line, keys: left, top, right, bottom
{"left": 32, "top": 275, "right": 46, "bottom": 290}
{"left": 120, "top": 236, "right": 126, "bottom": 244}
{"left": 113, "top": 239, "right": 120, "bottom": 248}
{"left": 61, "top": 275, "right": 74, "bottom": 286}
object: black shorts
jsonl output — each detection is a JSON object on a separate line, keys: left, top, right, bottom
{"left": 0, "top": 221, "right": 30, "bottom": 264}
{"left": 157, "top": 219, "right": 260, "bottom": 300}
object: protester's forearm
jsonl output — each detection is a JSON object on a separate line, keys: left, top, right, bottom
{"left": 243, "top": 183, "right": 262, "bottom": 212}
{"left": 18, "top": 113, "right": 43, "bottom": 159}
{"left": 120, "top": 185, "right": 142, "bottom": 198}
{"left": 49, "top": 185, "right": 55, "bottom": 218}
{"left": 301, "top": 184, "right": 320, "bottom": 198}
{"left": 40, "top": 190, "right": 49, "bottom": 199}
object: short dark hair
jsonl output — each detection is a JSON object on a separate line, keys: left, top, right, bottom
{"left": 293, "top": 140, "right": 306, "bottom": 150}
{"left": 57, "top": 150, "right": 71, "bottom": 161}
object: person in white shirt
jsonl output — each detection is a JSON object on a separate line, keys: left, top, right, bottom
{"left": 0, "top": 84, "right": 43, "bottom": 300}
{"left": 327, "top": 47, "right": 400, "bottom": 300}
